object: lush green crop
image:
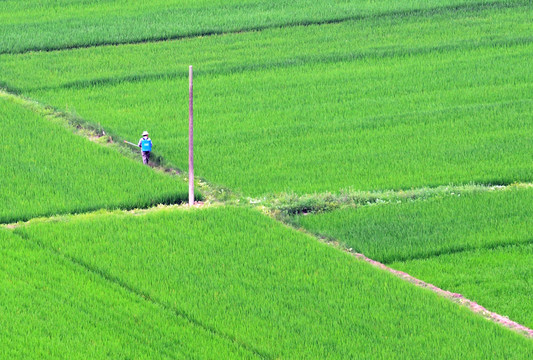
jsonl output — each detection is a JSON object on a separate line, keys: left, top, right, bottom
{"left": 0, "top": 95, "right": 191, "bottom": 223}
{"left": 14, "top": 207, "right": 533, "bottom": 358}
{"left": 2, "top": 4, "right": 530, "bottom": 195}
{"left": 25, "top": 43, "right": 533, "bottom": 195}
{"left": 0, "top": 229, "right": 258, "bottom": 359}
{"left": 2, "top": 3, "right": 531, "bottom": 92}
{"left": 293, "top": 188, "right": 533, "bottom": 263}
{"left": 0, "top": 0, "right": 521, "bottom": 54}
{"left": 391, "top": 243, "right": 533, "bottom": 329}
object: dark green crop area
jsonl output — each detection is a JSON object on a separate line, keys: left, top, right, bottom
{"left": 390, "top": 243, "right": 533, "bottom": 330}
{"left": 0, "top": 0, "right": 521, "bottom": 54}
{"left": 2, "top": 3, "right": 530, "bottom": 195}
{"left": 293, "top": 187, "right": 533, "bottom": 264}
{"left": 0, "top": 229, "right": 259, "bottom": 359}
{"left": 0, "top": 96, "right": 190, "bottom": 223}
{"left": 13, "top": 207, "right": 533, "bottom": 358}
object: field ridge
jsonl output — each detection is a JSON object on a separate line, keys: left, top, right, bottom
{"left": 2, "top": 87, "right": 532, "bottom": 224}
{"left": 353, "top": 251, "right": 533, "bottom": 338}
{"left": 7, "top": 203, "right": 533, "bottom": 342}
{"left": 3, "top": 0, "right": 526, "bottom": 55}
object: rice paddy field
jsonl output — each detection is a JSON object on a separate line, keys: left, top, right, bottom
{"left": 0, "top": 228, "right": 255, "bottom": 360}
{"left": 9, "top": 207, "right": 533, "bottom": 358}
{"left": 1, "top": 0, "right": 522, "bottom": 54}
{"left": 0, "top": 94, "right": 191, "bottom": 223}
{"left": 1, "top": 0, "right": 532, "bottom": 358}
{"left": 2, "top": 2, "right": 532, "bottom": 195}
{"left": 292, "top": 187, "right": 533, "bottom": 332}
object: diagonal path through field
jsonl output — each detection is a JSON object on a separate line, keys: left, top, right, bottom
{"left": 2, "top": 56, "right": 531, "bottom": 344}
{"left": 353, "top": 251, "right": 533, "bottom": 338}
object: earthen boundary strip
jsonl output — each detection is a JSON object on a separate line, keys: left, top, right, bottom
{"left": 353, "top": 252, "right": 533, "bottom": 338}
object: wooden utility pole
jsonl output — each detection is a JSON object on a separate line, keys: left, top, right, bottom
{"left": 189, "top": 65, "right": 194, "bottom": 206}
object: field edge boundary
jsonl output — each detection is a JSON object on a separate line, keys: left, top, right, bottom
{"left": 1, "top": 0, "right": 527, "bottom": 55}
{"left": 353, "top": 251, "right": 533, "bottom": 338}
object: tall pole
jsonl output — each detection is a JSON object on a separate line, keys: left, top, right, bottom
{"left": 189, "top": 65, "right": 194, "bottom": 206}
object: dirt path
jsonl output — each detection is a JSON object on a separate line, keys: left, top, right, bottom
{"left": 3, "top": 87, "right": 532, "bottom": 340}
{"left": 352, "top": 251, "right": 533, "bottom": 338}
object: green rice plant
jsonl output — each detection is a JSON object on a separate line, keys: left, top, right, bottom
{"left": 0, "top": 96, "right": 191, "bottom": 223}
{"left": 1, "top": 3, "right": 531, "bottom": 92}
{"left": 25, "top": 43, "right": 533, "bottom": 195}
{"left": 0, "top": 0, "right": 521, "bottom": 54}
{"left": 15, "top": 207, "right": 533, "bottom": 358}
{"left": 292, "top": 187, "right": 533, "bottom": 264}
{"left": 390, "top": 243, "right": 533, "bottom": 329}
{"left": 0, "top": 229, "right": 258, "bottom": 359}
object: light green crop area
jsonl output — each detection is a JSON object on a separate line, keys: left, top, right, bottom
{"left": 0, "top": 229, "right": 259, "bottom": 359}
{"left": 391, "top": 243, "right": 533, "bottom": 329}
{"left": 26, "top": 44, "right": 533, "bottom": 195}
{"left": 2, "top": 4, "right": 529, "bottom": 195}
{"left": 2, "top": 4, "right": 531, "bottom": 92}
{"left": 293, "top": 187, "right": 533, "bottom": 263}
{"left": 14, "top": 207, "right": 533, "bottom": 358}
{"left": 294, "top": 187, "right": 533, "bottom": 332}
{"left": 2, "top": 4, "right": 531, "bottom": 195}
{"left": 0, "top": 0, "right": 519, "bottom": 54}
{"left": 0, "top": 96, "right": 190, "bottom": 223}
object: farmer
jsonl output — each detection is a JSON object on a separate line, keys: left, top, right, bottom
{"left": 138, "top": 131, "right": 152, "bottom": 165}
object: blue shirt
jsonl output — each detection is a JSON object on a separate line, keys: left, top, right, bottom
{"left": 138, "top": 137, "right": 152, "bottom": 152}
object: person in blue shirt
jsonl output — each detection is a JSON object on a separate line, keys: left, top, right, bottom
{"left": 138, "top": 131, "right": 152, "bottom": 165}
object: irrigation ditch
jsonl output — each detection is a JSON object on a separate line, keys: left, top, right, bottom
{"left": 2, "top": 87, "right": 532, "bottom": 339}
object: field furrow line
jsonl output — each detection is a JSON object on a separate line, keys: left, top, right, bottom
{"left": 352, "top": 251, "right": 533, "bottom": 338}
{"left": 25, "top": 36, "right": 533, "bottom": 93}
{"left": 3, "top": 0, "right": 527, "bottom": 56}
{"left": 17, "top": 230, "right": 274, "bottom": 360}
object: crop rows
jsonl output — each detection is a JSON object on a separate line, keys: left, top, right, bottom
{"left": 24, "top": 44, "right": 533, "bottom": 195}
{"left": 0, "top": 0, "right": 522, "bottom": 54}
{"left": 293, "top": 187, "right": 533, "bottom": 263}
{"left": 0, "top": 95, "right": 191, "bottom": 223}
{"left": 2, "top": 4, "right": 530, "bottom": 196}
{"left": 293, "top": 187, "right": 533, "bottom": 332}
{"left": 391, "top": 243, "right": 533, "bottom": 330}
{"left": 1, "top": 0, "right": 532, "bottom": 357}
{"left": 0, "top": 228, "right": 257, "bottom": 359}
{"left": 12, "top": 206, "right": 533, "bottom": 358}
{"left": 2, "top": 4, "right": 531, "bottom": 196}
{"left": 2, "top": 3, "right": 531, "bottom": 92}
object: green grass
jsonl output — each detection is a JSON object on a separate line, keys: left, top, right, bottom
{"left": 0, "top": 228, "right": 258, "bottom": 359}
{"left": 0, "top": 96, "right": 191, "bottom": 223}
{"left": 390, "top": 243, "right": 533, "bottom": 330}
{"left": 0, "top": 0, "right": 520, "bottom": 54}
{"left": 25, "top": 44, "right": 533, "bottom": 195}
{"left": 292, "top": 187, "right": 533, "bottom": 264}
{"left": 2, "top": 4, "right": 530, "bottom": 195}
{"left": 13, "top": 207, "right": 533, "bottom": 358}
{"left": 2, "top": 3, "right": 531, "bottom": 92}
